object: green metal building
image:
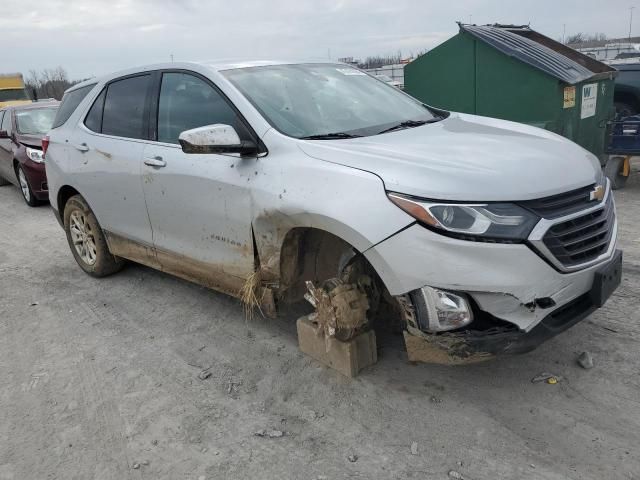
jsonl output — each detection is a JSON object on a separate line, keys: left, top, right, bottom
{"left": 404, "top": 24, "right": 617, "bottom": 160}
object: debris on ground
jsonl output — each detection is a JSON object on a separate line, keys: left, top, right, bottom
{"left": 410, "top": 441, "right": 418, "bottom": 455}
{"left": 430, "top": 395, "right": 442, "bottom": 404}
{"left": 347, "top": 454, "right": 358, "bottom": 463}
{"left": 531, "top": 372, "right": 562, "bottom": 384}
{"left": 198, "top": 369, "right": 212, "bottom": 380}
{"left": 132, "top": 463, "right": 140, "bottom": 469}
{"left": 142, "top": 460, "right": 149, "bottom": 466}
{"left": 254, "top": 429, "right": 284, "bottom": 438}
{"left": 227, "top": 379, "right": 242, "bottom": 394}
{"left": 448, "top": 470, "right": 465, "bottom": 479}
{"left": 29, "top": 302, "right": 38, "bottom": 306}
{"left": 151, "top": 439, "right": 158, "bottom": 446}
{"left": 577, "top": 351, "right": 594, "bottom": 369}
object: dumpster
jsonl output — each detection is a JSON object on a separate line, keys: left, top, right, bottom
{"left": 405, "top": 24, "right": 617, "bottom": 162}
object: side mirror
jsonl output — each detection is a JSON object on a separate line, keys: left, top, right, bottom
{"left": 178, "top": 124, "right": 257, "bottom": 155}
{"left": 0, "top": 130, "right": 8, "bottom": 139}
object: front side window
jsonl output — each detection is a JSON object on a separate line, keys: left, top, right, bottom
{"left": 15, "top": 107, "right": 58, "bottom": 135}
{"left": 222, "top": 63, "right": 437, "bottom": 139}
{"left": 157, "top": 72, "right": 247, "bottom": 144}
{"left": 52, "top": 84, "right": 95, "bottom": 129}
{"left": 1, "top": 109, "right": 12, "bottom": 134}
{"left": 102, "top": 75, "right": 150, "bottom": 139}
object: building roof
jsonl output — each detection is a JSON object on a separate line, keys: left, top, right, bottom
{"left": 459, "top": 24, "right": 609, "bottom": 84}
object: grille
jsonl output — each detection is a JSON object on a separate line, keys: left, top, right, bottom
{"left": 520, "top": 184, "right": 596, "bottom": 219}
{"left": 541, "top": 193, "right": 615, "bottom": 268}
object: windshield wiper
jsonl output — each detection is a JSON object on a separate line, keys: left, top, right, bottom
{"left": 377, "top": 118, "right": 439, "bottom": 135}
{"left": 299, "top": 132, "right": 363, "bottom": 140}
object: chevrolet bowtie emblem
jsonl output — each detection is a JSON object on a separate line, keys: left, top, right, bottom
{"left": 590, "top": 185, "right": 605, "bottom": 202}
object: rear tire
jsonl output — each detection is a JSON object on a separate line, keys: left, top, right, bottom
{"left": 63, "top": 194, "right": 124, "bottom": 277}
{"left": 16, "top": 164, "right": 39, "bottom": 207}
{"left": 604, "top": 156, "right": 629, "bottom": 190}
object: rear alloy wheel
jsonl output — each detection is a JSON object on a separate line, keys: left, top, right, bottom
{"left": 63, "top": 194, "right": 124, "bottom": 277}
{"left": 16, "top": 165, "right": 38, "bottom": 207}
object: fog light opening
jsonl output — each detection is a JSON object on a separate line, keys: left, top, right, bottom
{"left": 418, "top": 287, "right": 474, "bottom": 332}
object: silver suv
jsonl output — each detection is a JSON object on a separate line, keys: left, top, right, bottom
{"left": 45, "top": 61, "right": 621, "bottom": 363}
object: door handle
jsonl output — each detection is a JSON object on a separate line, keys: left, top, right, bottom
{"left": 144, "top": 156, "right": 166, "bottom": 167}
{"left": 73, "top": 143, "right": 89, "bottom": 153}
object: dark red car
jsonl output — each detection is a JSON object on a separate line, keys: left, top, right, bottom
{"left": 0, "top": 101, "right": 59, "bottom": 206}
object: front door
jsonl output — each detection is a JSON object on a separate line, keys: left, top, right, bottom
{"left": 141, "top": 71, "right": 257, "bottom": 295}
{"left": 0, "top": 110, "right": 15, "bottom": 182}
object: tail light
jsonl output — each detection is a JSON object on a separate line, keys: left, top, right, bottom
{"left": 42, "top": 135, "right": 50, "bottom": 159}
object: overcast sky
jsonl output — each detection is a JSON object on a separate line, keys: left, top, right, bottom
{"left": 3, "top": 0, "right": 637, "bottom": 80}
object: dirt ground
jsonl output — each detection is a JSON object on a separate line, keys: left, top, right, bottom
{"left": 1, "top": 167, "right": 639, "bottom": 480}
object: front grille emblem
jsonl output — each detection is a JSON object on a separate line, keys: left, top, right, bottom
{"left": 589, "top": 185, "right": 605, "bottom": 202}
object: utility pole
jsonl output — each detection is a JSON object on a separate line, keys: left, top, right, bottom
{"left": 563, "top": 23, "right": 566, "bottom": 44}
{"left": 630, "top": 6, "right": 635, "bottom": 42}
{"left": 170, "top": 54, "right": 174, "bottom": 62}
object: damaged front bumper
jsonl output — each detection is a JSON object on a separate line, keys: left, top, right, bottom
{"left": 363, "top": 217, "right": 622, "bottom": 363}
{"left": 401, "top": 250, "right": 623, "bottom": 364}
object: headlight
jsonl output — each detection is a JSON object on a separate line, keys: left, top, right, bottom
{"left": 388, "top": 192, "right": 539, "bottom": 241}
{"left": 26, "top": 147, "right": 45, "bottom": 163}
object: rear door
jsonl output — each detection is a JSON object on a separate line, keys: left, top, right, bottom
{"left": 69, "top": 74, "right": 155, "bottom": 250}
{"left": 140, "top": 70, "right": 257, "bottom": 293}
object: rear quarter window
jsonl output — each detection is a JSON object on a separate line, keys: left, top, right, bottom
{"left": 52, "top": 84, "right": 96, "bottom": 129}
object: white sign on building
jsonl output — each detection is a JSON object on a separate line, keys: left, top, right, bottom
{"left": 580, "top": 83, "right": 598, "bottom": 119}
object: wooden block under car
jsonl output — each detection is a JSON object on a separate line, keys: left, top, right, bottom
{"left": 296, "top": 315, "right": 377, "bottom": 377}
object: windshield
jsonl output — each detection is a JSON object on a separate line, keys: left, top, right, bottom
{"left": 15, "top": 107, "right": 58, "bottom": 135}
{"left": 0, "top": 89, "right": 29, "bottom": 102}
{"left": 222, "top": 63, "right": 436, "bottom": 138}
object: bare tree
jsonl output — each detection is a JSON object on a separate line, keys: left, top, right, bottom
{"left": 24, "top": 67, "right": 79, "bottom": 100}
{"left": 565, "top": 32, "right": 608, "bottom": 45}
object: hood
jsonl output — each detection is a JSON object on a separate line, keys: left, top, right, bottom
{"left": 15, "top": 133, "right": 45, "bottom": 149}
{"left": 298, "top": 113, "right": 601, "bottom": 201}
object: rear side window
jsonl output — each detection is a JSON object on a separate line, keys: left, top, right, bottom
{"left": 101, "top": 75, "right": 150, "bottom": 139}
{"left": 52, "top": 84, "right": 95, "bottom": 129}
{"left": 84, "top": 89, "right": 106, "bottom": 133}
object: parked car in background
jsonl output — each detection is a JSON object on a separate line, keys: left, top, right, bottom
{"left": 45, "top": 61, "right": 619, "bottom": 364}
{"left": 0, "top": 101, "right": 59, "bottom": 206}
{"left": 611, "top": 61, "right": 640, "bottom": 117}
{"left": 0, "top": 73, "right": 31, "bottom": 109}
{"left": 374, "top": 73, "right": 403, "bottom": 89}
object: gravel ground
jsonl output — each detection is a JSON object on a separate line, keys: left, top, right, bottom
{"left": 1, "top": 166, "right": 639, "bottom": 480}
